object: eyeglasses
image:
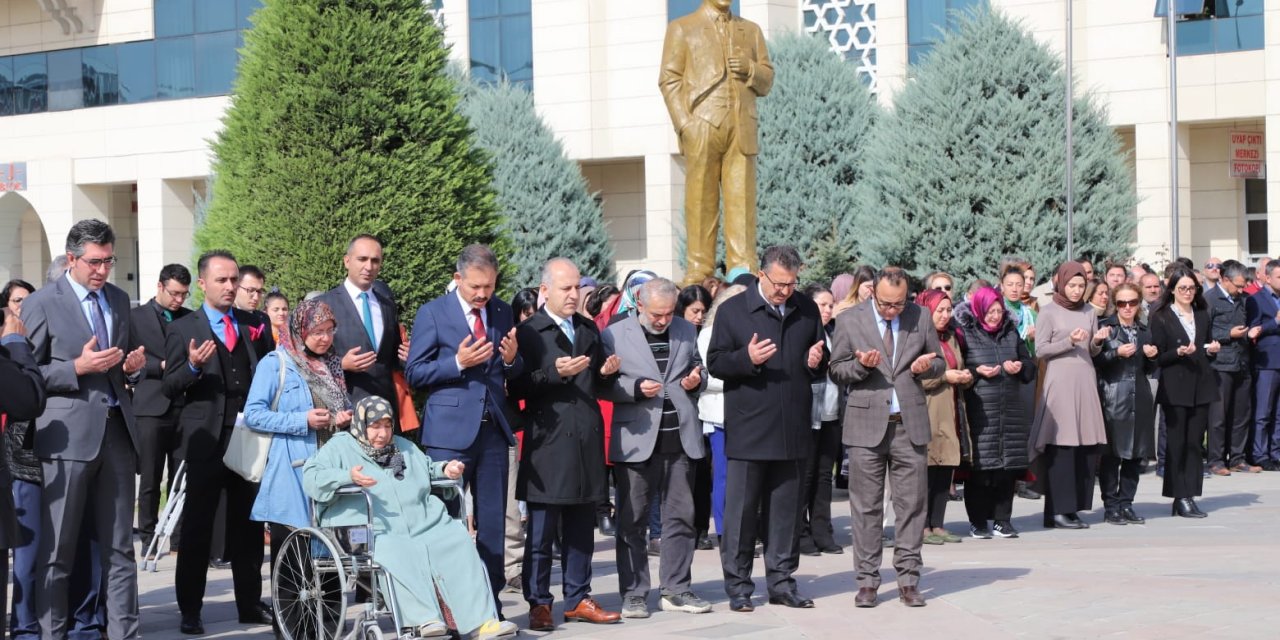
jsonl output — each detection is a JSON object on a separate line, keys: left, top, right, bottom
{"left": 78, "top": 256, "right": 117, "bottom": 269}
{"left": 309, "top": 328, "right": 336, "bottom": 338}
{"left": 1205, "top": 263, "right": 1222, "bottom": 270}
{"left": 875, "top": 298, "right": 907, "bottom": 311}
{"left": 239, "top": 286, "right": 266, "bottom": 297}
{"left": 761, "top": 271, "right": 797, "bottom": 290}
{"left": 1115, "top": 299, "right": 1141, "bottom": 308}
{"left": 1174, "top": 285, "right": 1197, "bottom": 293}
{"left": 164, "top": 288, "right": 190, "bottom": 300}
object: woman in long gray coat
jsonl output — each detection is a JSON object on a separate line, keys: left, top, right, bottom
{"left": 1030, "top": 261, "right": 1109, "bottom": 530}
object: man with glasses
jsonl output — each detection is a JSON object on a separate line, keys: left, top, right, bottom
{"left": 706, "top": 245, "right": 827, "bottom": 613}
{"left": 829, "top": 267, "right": 944, "bottom": 609}
{"left": 233, "top": 265, "right": 274, "bottom": 350}
{"left": 1206, "top": 260, "right": 1262, "bottom": 476}
{"left": 128, "top": 264, "right": 193, "bottom": 550}
{"left": 22, "top": 220, "right": 147, "bottom": 638}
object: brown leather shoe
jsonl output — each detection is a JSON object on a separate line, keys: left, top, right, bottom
{"left": 854, "top": 587, "right": 877, "bottom": 608}
{"left": 528, "top": 604, "right": 554, "bottom": 631}
{"left": 1231, "top": 462, "right": 1263, "bottom": 473}
{"left": 1211, "top": 466, "right": 1232, "bottom": 476}
{"left": 564, "top": 598, "right": 621, "bottom": 624}
{"left": 898, "top": 585, "right": 926, "bottom": 607}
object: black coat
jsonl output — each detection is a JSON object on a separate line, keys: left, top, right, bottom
{"left": 955, "top": 308, "right": 1036, "bottom": 470}
{"left": 0, "top": 339, "right": 46, "bottom": 548}
{"left": 318, "top": 285, "right": 402, "bottom": 408}
{"left": 706, "top": 285, "right": 828, "bottom": 461}
{"left": 128, "top": 299, "right": 191, "bottom": 417}
{"left": 509, "top": 309, "right": 615, "bottom": 505}
{"left": 1149, "top": 306, "right": 1219, "bottom": 407}
{"left": 1205, "top": 285, "right": 1249, "bottom": 373}
{"left": 1092, "top": 315, "right": 1156, "bottom": 460}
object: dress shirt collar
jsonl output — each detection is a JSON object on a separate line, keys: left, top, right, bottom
{"left": 456, "top": 288, "right": 488, "bottom": 324}
{"left": 64, "top": 271, "right": 94, "bottom": 303}
{"left": 343, "top": 278, "right": 372, "bottom": 302}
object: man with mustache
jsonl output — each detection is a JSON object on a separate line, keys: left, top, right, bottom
{"left": 405, "top": 244, "right": 524, "bottom": 618}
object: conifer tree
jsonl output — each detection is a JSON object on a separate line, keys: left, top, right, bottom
{"left": 197, "top": 0, "right": 502, "bottom": 311}
{"left": 855, "top": 8, "right": 1136, "bottom": 283}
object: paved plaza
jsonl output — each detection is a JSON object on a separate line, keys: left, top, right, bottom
{"left": 138, "top": 469, "right": 1280, "bottom": 639}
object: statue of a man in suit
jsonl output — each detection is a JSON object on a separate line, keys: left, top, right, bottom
{"left": 659, "top": 0, "right": 773, "bottom": 285}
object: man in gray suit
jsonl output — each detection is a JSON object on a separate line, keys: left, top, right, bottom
{"left": 21, "top": 219, "right": 147, "bottom": 639}
{"left": 829, "top": 267, "right": 943, "bottom": 609}
{"left": 601, "top": 278, "right": 710, "bottom": 619}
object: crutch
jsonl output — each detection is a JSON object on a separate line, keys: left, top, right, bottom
{"left": 141, "top": 460, "right": 187, "bottom": 571}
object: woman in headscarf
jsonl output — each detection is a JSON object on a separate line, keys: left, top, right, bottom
{"left": 1029, "top": 261, "right": 1110, "bottom": 529}
{"left": 303, "top": 397, "right": 518, "bottom": 640}
{"left": 244, "top": 299, "right": 354, "bottom": 562}
{"left": 916, "top": 289, "right": 972, "bottom": 545}
{"left": 955, "top": 287, "right": 1036, "bottom": 539}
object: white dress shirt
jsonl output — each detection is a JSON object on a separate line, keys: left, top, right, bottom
{"left": 344, "top": 278, "right": 384, "bottom": 348}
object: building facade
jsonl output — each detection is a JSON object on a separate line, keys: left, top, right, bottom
{"left": 1, "top": 0, "right": 1276, "bottom": 298}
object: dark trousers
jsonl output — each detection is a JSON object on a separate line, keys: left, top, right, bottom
{"left": 426, "top": 416, "right": 510, "bottom": 615}
{"left": 1041, "top": 445, "right": 1098, "bottom": 519}
{"left": 10, "top": 479, "right": 103, "bottom": 639}
{"left": 614, "top": 452, "right": 696, "bottom": 598}
{"left": 1251, "top": 369, "right": 1280, "bottom": 464}
{"left": 523, "top": 502, "right": 596, "bottom": 610}
{"left": 720, "top": 458, "right": 803, "bottom": 598}
{"left": 1208, "top": 369, "right": 1252, "bottom": 469}
{"left": 692, "top": 436, "right": 713, "bottom": 534}
{"left": 1098, "top": 455, "right": 1142, "bottom": 511}
{"left": 1162, "top": 404, "right": 1208, "bottom": 499}
{"left": 135, "top": 409, "right": 182, "bottom": 543}
{"left": 965, "top": 468, "right": 1017, "bottom": 526}
{"left": 925, "top": 466, "right": 953, "bottom": 529}
{"left": 799, "top": 420, "right": 842, "bottom": 548}
{"left": 175, "top": 452, "right": 263, "bottom": 618}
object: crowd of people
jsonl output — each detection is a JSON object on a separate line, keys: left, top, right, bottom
{"left": 1, "top": 219, "right": 1277, "bottom": 639}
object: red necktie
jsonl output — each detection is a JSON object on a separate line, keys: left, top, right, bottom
{"left": 471, "top": 309, "right": 485, "bottom": 342}
{"left": 224, "top": 314, "right": 238, "bottom": 351}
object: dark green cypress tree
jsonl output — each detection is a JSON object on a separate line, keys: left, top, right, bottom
{"left": 855, "top": 8, "right": 1137, "bottom": 282}
{"left": 197, "top": 0, "right": 503, "bottom": 311}
{"left": 458, "top": 79, "right": 615, "bottom": 288}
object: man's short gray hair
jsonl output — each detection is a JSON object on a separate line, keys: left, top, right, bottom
{"left": 541, "top": 257, "right": 577, "bottom": 285}
{"left": 46, "top": 255, "right": 68, "bottom": 284}
{"left": 65, "top": 219, "right": 115, "bottom": 257}
{"left": 637, "top": 277, "right": 679, "bottom": 306}
{"left": 456, "top": 244, "right": 499, "bottom": 274}
{"left": 1222, "top": 260, "right": 1247, "bottom": 282}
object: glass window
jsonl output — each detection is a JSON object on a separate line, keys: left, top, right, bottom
{"left": 155, "top": 0, "right": 195, "bottom": 38}
{"left": 156, "top": 38, "right": 196, "bottom": 99}
{"left": 1216, "top": 14, "right": 1264, "bottom": 53}
{"left": 907, "top": 0, "right": 986, "bottom": 63}
{"left": 47, "top": 49, "right": 82, "bottom": 111}
{"left": 1175, "top": 18, "right": 1215, "bottom": 55}
{"left": 1248, "top": 219, "right": 1268, "bottom": 255}
{"left": 0, "top": 58, "right": 13, "bottom": 117}
{"left": 469, "top": 0, "right": 534, "bottom": 89}
{"left": 668, "top": 0, "right": 739, "bottom": 20}
{"left": 82, "top": 46, "right": 119, "bottom": 107}
{"left": 195, "top": 0, "right": 236, "bottom": 33}
{"left": 500, "top": 14, "right": 533, "bottom": 87}
{"left": 195, "top": 31, "right": 239, "bottom": 96}
{"left": 237, "top": 0, "right": 263, "bottom": 30}
{"left": 118, "top": 41, "right": 156, "bottom": 103}
{"left": 1246, "top": 179, "right": 1267, "bottom": 214}
{"left": 12, "top": 54, "right": 47, "bottom": 114}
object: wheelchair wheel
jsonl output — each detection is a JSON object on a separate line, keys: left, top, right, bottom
{"left": 273, "top": 527, "right": 349, "bottom": 640}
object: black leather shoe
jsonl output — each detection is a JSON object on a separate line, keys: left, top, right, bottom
{"left": 819, "top": 544, "right": 844, "bottom": 555}
{"left": 695, "top": 531, "right": 714, "bottom": 550}
{"left": 1172, "top": 498, "right": 1207, "bottom": 518}
{"left": 768, "top": 592, "right": 814, "bottom": 609}
{"left": 180, "top": 614, "right": 204, "bottom": 635}
{"left": 1051, "top": 514, "right": 1086, "bottom": 529}
{"left": 598, "top": 514, "right": 617, "bottom": 537}
{"left": 729, "top": 595, "right": 754, "bottom": 612}
{"left": 239, "top": 601, "right": 275, "bottom": 625}
{"left": 1104, "top": 510, "right": 1127, "bottom": 525}
{"left": 798, "top": 539, "right": 821, "bottom": 556}
{"left": 1120, "top": 507, "right": 1145, "bottom": 524}
{"left": 209, "top": 557, "right": 231, "bottom": 570}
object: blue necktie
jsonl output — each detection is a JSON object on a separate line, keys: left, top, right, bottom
{"left": 360, "top": 291, "right": 378, "bottom": 349}
{"left": 88, "top": 291, "right": 117, "bottom": 404}
{"left": 561, "top": 318, "right": 576, "bottom": 345}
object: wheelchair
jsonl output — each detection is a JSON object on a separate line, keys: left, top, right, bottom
{"left": 271, "top": 478, "right": 464, "bottom": 640}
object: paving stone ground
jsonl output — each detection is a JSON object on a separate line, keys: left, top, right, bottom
{"left": 138, "top": 469, "right": 1280, "bottom": 639}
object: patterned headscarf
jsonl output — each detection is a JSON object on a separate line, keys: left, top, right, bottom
{"left": 279, "top": 300, "right": 352, "bottom": 423}
{"left": 617, "top": 269, "right": 658, "bottom": 316}
{"left": 349, "top": 396, "right": 404, "bottom": 480}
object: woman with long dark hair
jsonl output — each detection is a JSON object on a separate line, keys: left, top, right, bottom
{"left": 1149, "top": 268, "right": 1220, "bottom": 517}
{"left": 676, "top": 284, "right": 713, "bottom": 331}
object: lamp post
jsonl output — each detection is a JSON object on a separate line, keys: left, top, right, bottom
{"left": 1167, "top": 1, "right": 1180, "bottom": 257}
{"left": 1065, "top": 0, "right": 1074, "bottom": 259}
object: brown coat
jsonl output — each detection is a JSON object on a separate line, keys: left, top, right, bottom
{"left": 921, "top": 333, "right": 969, "bottom": 466}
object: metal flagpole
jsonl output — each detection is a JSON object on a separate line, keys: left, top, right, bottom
{"left": 1168, "top": 2, "right": 1180, "bottom": 255}
{"left": 1065, "top": 0, "right": 1074, "bottom": 259}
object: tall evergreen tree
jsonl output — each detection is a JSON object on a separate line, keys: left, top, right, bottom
{"left": 757, "top": 31, "right": 881, "bottom": 285}
{"left": 197, "top": 0, "right": 502, "bottom": 312}
{"left": 458, "top": 78, "right": 615, "bottom": 288}
{"left": 855, "top": 8, "right": 1137, "bottom": 284}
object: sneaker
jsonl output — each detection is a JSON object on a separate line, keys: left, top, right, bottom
{"left": 1230, "top": 462, "right": 1263, "bottom": 473}
{"left": 991, "top": 521, "right": 1019, "bottom": 538}
{"left": 1014, "top": 480, "right": 1041, "bottom": 500}
{"left": 621, "top": 595, "right": 650, "bottom": 619}
{"left": 969, "top": 524, "right": 992, "bottom": 539}
{"left": 661, "top": 592, "right": 712, "bottom": 614}
{"left": 473, "top": 619, "right": 519, "bottom": 639}
{"left": 922, "top": 532, "right": 945, "bottom": 545}
{"left": 647, "top": 538, "right": 661, "bottom": 557}
{"left": 938, "top": 529, "right": 963, "bottom": 543}
{"left": 416, "top": 621, "right": 449, "bottom": 637}
{"left": 502, "top": 575, "right": 521, "bottom": 594}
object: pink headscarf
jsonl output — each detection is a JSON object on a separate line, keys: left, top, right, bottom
{"left": 830, "top": 273, "right": 855, "bottom": 305}
{"left": 969, "top": 286, "right": 1005, "bottom": 335}
{"left": 916, "top": 288, "right": 957, "bottom": 369}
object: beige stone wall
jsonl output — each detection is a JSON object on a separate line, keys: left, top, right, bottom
{"left": 1, "top": 0, "right": 155, "bottom": 57}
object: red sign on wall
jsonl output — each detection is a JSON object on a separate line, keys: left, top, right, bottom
{"left": 1230, "top": 131, "right": 1265, "bottom": 179}
{"left": 0, "top": 162, "right": 27, "bottom": 192}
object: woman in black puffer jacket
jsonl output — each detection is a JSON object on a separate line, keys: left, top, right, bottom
{"left": 955, "top": 286, "right": 1037, "bottom": 539}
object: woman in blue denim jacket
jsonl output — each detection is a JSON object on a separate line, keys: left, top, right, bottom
{"left": 244, "top": 299, "right": 353, "bottom": 564}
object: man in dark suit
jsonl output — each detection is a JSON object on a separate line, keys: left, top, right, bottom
{"left": 319, "top": 235, "right": 408, "bottom": 409}
{"left": 1206, "top": 261, "right": 1261, "bottom": 475}
{"left": 22, "top": 220, "right": 147, "bottom": 639}
{"left": 233, "top": 264, "right": 273, "bottom": 341}
{"left": 706, "top": 245, "right": 827, "bottom": 613}
{"left": 510, "top": 257, "right": 622, "bottom": 630}
{"left": 163, "top": 250, "right": 275, "bottom": 635}
{"left": 1246, "top": 261, "right": 1280, "bottom": 470}
{"left": 829, "top": 267, "right": 944, "bottom": 609}
{"left": 128, "top": 263, "right": 193, "bottom": 547}
{"left": 404, "top": 244, "right": 523, "bottom": 617}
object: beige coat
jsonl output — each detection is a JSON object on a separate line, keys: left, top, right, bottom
{"left": 921, "top": 333, "right": 970, "bottom": 466}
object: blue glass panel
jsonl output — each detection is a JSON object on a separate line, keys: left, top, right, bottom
{"left": 195, "top": 0, "right": 236, "bottom": 33}
{"left": 156, "top": 38, "right": 196, "bottom": 99}
{"left": 82, "top": 45, "right": 119, "bottom": 107}
{"left": 13, "top": 54, "right": 47, "bottom": 114}
{"left": 237, "top": 0, "right": 262, "bottom": 29}
{"left": 1154, "top": 0, "right": 1210, "bottom": 17}
{"left": 667, "top": 0, "right": 739, "bottom": 21}
{"left": 1231, "top": 0, "right": 1264, "bottom": 16}
{"left": 470, "top": 0, "right": 499, "bottom": 19}
{"left": 907, "top": 0, "right": 947, "bottom": 45}
{"left": 1216, "top": 14, "right": 1264, "bottom": 52}
{"left": 908, "top": 44, "right": 933, "bottom": 66}
{"left": 195, "top": 31, "right": 238, "bottom": 95}
{"left": 156, "top": 0, "right": 195, "bottom": 37}
{"left": 469, "top": 18, "right": 499, "bottom": 84}
{"left": 1175, "top": 18, "right": 1215, "bottom": 55}
{"left": 118, "top": 41, "right": 156, "bottom": 103}
{"left": 0, "top": 58, "right": 13, "bottom": 116}
{"left": 47, "top": 49, "right": 82, "bottom": 111}
{"left": 500, "top": 0, "right": 530, "bottom": 13}
{"left": 500, "top": 14, "right": 533, "bottom": 85}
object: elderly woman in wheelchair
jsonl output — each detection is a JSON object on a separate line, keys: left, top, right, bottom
{"left": 302, "top": 396, "right": 518, "bottom": 639}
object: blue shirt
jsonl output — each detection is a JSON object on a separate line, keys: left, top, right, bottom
{"left": 869, "top": 302, "right": 901, "bottom": 414}
{"left": 65, "top": 272, "right": 112, "bottom": 345}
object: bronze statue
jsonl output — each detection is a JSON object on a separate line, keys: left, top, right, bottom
{"left": 660, "top": 0, "right": 773, "bottom": 285}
